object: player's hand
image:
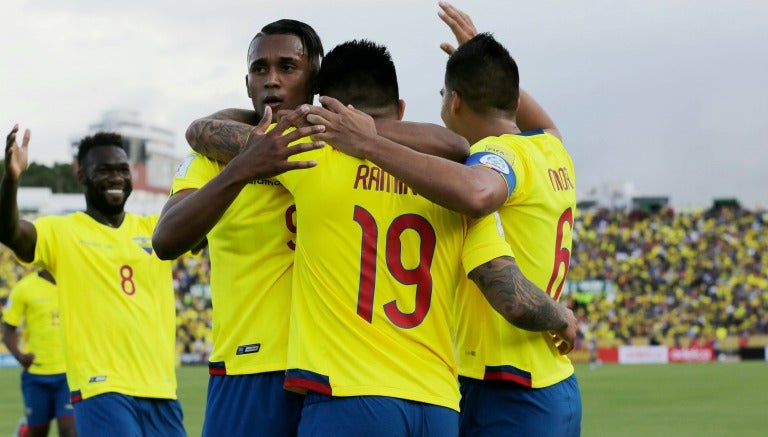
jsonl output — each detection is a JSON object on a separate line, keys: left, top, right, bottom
{"left": 438, "top": 1, "right": 478, "bottom": 55}
{"left": 304, "top": 96, "right": 377, "bottom": 160}
{"left": 549, "top": 306, "right": 578, "bottom": 355}
{"left": 5, "top": 124, "right": 30, "bottom": 181}
{"left": 18, "top": 352, "right": 35, "bottom": 370}
{"left": 230, "top": 105, "right": 325, "bottom": 180}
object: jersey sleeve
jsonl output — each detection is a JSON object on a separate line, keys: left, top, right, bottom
{"left": 461, "top": 212, "right": 514, "bottom": 275}
{"left": 2, "top": 279, "right": 26, "bottom": 326}
{"left": 465, "top": 138, "right": 521, "bottom": 199}
{"left": 29, "top": 216, "right": 59, "bottom": 271}
{"left": 171, "top": 153, "right": 222, "bottom": 194}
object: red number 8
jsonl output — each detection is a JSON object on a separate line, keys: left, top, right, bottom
{"left": 120, "top": 265, "right": 136, "bottom": 295}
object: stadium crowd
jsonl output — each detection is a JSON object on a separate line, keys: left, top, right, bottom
{"left": 2, "top": 206, "right": 767, "bottom": 356}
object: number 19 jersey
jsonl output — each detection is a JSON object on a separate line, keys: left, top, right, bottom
{"left": 455, "top": 130, "right": 577, "bottom": 388}
{"left": 277, "top": 146, "right": 512, "bottom": 412}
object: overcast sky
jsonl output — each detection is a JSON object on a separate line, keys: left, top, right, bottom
{"left": 2, "top": 0, "right": 766, "bottom": 209}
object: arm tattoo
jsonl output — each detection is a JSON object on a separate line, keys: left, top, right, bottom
{"left": 186, "top": 110, "right": 254, "bottom": 163}
{"left": 468, "top": 256, "right": 568, "bottom": 331}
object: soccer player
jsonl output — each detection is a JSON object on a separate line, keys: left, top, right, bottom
{"left": 152, "top": 20, "right": 328, "bottom": 437}
{"left": 276, "top": 39, "right": 575, "bottom": 436}
{"left": 1, "top": 128, "right": 185, "bottom": 437}
{"left": 2, "top": 269, "right": 76, "bottom": 437}
{"left": 303, "top": 4, "right": 582, "bottom": 434}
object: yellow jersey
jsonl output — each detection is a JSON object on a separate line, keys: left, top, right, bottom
{"left": 455, "top": 130, "right": 577, "bottom": 388}
{"left": 171, "top": 152, "right": 296, "bottom": 375}
{"left": 30, "top": 212, "right": 177, "bottom": 400}
{"left": 278, "top": 145, "right": 512, "bottom": 411}
{"left": 2, "top": 271, "right": 65, "bottom": 375}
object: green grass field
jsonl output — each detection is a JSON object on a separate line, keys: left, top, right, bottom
{"left": 1, "top": 362, "right": 765, "bottom": 436}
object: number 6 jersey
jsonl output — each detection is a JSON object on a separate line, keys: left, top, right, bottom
{"left": 30, "top": 212, "right": 177, "bottom": 402}
{"left": 455, "top": 130, "right": 577, "bottom": 388}
{"left": 278, "top": 145, "right": 512, "bottom": 412}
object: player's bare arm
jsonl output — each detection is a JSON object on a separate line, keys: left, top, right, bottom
{"left": 0, "top": 124, "right": 37, "bottom": 262}
{"left": 185, "top": 108, "right": 260, "bottom": 163}
{"left": 307, "top": 98, "right": 505, "bottom": 217}
{"left": 1, "top": 322, "right": 35, "bottom": 370}
{"left": 469, "top": 255, "right": 578, "bottom": 351}
{"left": 154, "top": 106, "right": 324, "bottom": 260}
{"left": 374, "top": 118, "right": 468, "bottom": 162}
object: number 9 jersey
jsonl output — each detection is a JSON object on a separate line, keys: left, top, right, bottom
{"left": 277, "top": 145, "right": 512, "bottom": 412}
{"left": 455, "top": 129, "right": 577, "bottom": 389}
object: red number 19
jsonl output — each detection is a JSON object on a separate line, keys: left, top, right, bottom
{"left": 353, "top": 206, "right": 436, "bottom": 329}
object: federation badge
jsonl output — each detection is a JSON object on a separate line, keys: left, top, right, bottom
{"left": 479, "top": 153, "right": 511, "bottom": 175}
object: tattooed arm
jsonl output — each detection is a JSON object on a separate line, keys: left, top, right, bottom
{"left": 185, "top": 108, "right": 261, "bottom": 163}
{"left": 469, "top": 256, "right": 577, "bottom": 353}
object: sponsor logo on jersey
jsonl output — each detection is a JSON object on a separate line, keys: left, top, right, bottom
{"left": 88, "top": 375, "right": 107, "bottom": 383}
{"left": 236, "top": 343, "right": 261, "bottom": 355}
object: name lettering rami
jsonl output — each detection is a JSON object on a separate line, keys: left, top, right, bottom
{"left": 354, "top": 164, "right": 417, "bottom": 195}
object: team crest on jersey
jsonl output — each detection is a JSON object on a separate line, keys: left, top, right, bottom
{"left": 175, "top": 154, "right": 196, "bottom": 177}
{"left": 132, "top": 236, "right": 154, "bottom": 255}
{"left": 479, "top": 153, "right": 511, "bottom": 175}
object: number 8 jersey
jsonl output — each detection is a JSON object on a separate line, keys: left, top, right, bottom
{"left": 455, "top": 130, "right": 577, "bottom": 389}
{"left": 278, "top": 145, "right": 512, "bottom": 412}
{"left": 29, "top": 212, "right": 177, "bottom": 402}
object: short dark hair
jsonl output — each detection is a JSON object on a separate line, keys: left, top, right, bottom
{"left": 316, "top": 39, "right": 399, "bottom": 114}
{"left": 252, "top": 19, "right": 324, "bottom": 79}
{"left": 77, "top": 132, "right": 125, "bottom": 166}
{"left": 445, "top": 33, "right": 519, "bottom": 115}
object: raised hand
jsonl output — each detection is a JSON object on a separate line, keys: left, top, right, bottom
{"left": 438, "top": 1, "right": 479, "bottom": 55}
{"left": 228, "top": 105, "right": 326, "bottom": 181}
{"left": 304, "top": 96, "right": 378, "bottom": 160}
{"left": 4, "top": 124, "right": 30, "bottom": 181}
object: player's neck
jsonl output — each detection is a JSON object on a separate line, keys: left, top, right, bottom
{"left": 466, "top": 118, "right": 520, "bottom": 144}
{"left": 85, "top": 207, "right": 126, "bottom": 228}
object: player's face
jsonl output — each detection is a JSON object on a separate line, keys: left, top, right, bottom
{"left": 246, "top": 34, "right": 314, "bottom": 122}
{"left": 81, "top": 146, "right": 133, "bottom": 215}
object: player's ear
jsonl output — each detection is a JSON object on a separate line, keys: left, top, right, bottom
{"left": 245, "top": 75, "right": 251, "bottom": 98}
{"left": 397, "top": 99, "right": 406, "bottom": 121}
{"left": 450, "top": 90, "right": 462, "bottom": 115}
{"left": 76, "top": 166, "right": 86, "bottom": 184}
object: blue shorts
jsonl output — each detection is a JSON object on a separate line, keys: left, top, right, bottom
{"left": 299, "top": 392, "right": 458, "bottom": 437}
{"left": 73, "top": 392, "right": 185, "bottom": 437}
{"left": 21, "top": 371, "right": 73, "bottom": 426}
{"left": 459, "top": 374, "right": 582, "bottom": 437}
{"left": 202, "top": 371, "right": 304, "bottom": 437}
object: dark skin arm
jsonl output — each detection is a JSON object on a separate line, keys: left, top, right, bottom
{"left": 185, "top": 108, "right": 259, "bottom": 163}
{"left": 373, "top": 118, "right": 468, "bottom": 162}
{"left": 1, "top": 322, "right": 35, "bottom": 370}
{"left": 154, "top": 106, "right": 325, "bottom": 259}
{"left": 306, "top": 98, "right": 506, "bottom": 218}
{"left": 187, "top": 106, "right": 468, "bottom": 165}
{"left": 469, "top": 256, "right": 577, "bottom": 354}
{"left": 1, "top": 124, "right": 38, "bottom": 262}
